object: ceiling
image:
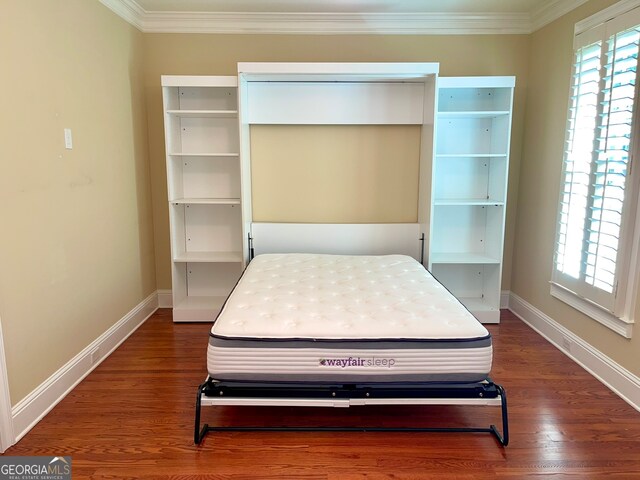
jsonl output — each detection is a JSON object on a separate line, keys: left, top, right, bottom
{"left": 100, "top": 0, "right": 589, "bottom": 34}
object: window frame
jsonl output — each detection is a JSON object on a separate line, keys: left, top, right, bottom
{"left": 550, "top": 0, "right": 640, "bottom": 338}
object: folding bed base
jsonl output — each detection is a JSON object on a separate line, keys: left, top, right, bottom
{"left": 194, "top": 378, "right": 509, "bottom": 446}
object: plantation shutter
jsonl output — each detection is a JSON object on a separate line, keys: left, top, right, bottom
{"left": 552, "top": 7, "right": 640, "bottom": 314}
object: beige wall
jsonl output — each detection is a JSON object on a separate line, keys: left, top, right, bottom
{"left": 512, "top": 0, "right": 640, "bottom": 376}
{"left": 0, "top": 1, "right": 156, "bottom": 404}
{"left": 251, "top": 125, "right": 422, "bottom": 223}
{"left": 144, "top": 33, "right": 530, "bottom": 290}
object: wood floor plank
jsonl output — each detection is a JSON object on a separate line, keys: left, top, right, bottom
{"left": 5, "top": 308, "right": 640, "bottom": 479}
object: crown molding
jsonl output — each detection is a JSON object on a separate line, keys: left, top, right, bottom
{"left": 99, "top": 0, "right": 588, "bottom": 35}
{"left": 141, "top": 11, "right": 531, "bottom": 35}
{"left": 530, "top": 0, "right": 589, "bottom": 31}
{"left": 99, "top": 0, "right": 146, "bottom": 30}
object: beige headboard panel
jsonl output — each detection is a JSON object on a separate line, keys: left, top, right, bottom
{"left": 250, "top": 124, "right": 422, "bottom": 223}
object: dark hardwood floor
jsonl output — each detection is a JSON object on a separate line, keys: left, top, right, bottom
{"left": 5, "top": 309, "right": 640, "bottom": 479}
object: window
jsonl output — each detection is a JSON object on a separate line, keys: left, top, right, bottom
{"left": 552, "top": 3, "right": 640, "bottom": 338}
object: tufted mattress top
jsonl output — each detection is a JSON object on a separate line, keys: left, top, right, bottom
{"left": 207, "top": 254, "right": 492, "bottom": 383}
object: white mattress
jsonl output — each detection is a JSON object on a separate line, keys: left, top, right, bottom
{"left": 208, "top": 254, "right": 492, "bottom": 383}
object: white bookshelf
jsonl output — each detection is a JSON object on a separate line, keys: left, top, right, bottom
{"left": 162, "top": 75, "right": 245, "bottom": 322}
{"left": 429, "top": 77, "right": 515, "bottom": 323}
{"left": 166, "top": 110, "right": 238, "bottom": 118}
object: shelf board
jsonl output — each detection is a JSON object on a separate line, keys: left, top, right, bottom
{"left": 437, "top": 110, "right": 510, "bottom": 118}
{"left": 430, "top": 253, "right": 501, "bottom": 264}
{"left": 168, "top": 153, "right": 240, "bottom": 157}
{"left": 162, "top": 76, "right": 237, "bottom": 87}
{"left": 457, "top": 296, "right": 499, "bottom": 312}
{"left": 435, "top": 153, "right": 508, "bottom": 158}
{"left": 170, "top": 198, "right": 241, "bottom": 205}
{"left": 172, "top": 295, "right": 227, "bottom": 322}
{"left": 434, "top": 198, "right": 505, "bottom": 206}
{"left": 174, "top": 251, "right": 243, "bottom": 263}
{"left": 456, "top": 296, "right": 501, "bottom": 322}
{"left": 167, "top": 109, "right": 238, "bottom": 118}
{"left": 175, "top": 295, "right": 226, "bottom": 310}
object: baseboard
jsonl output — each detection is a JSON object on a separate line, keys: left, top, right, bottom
{"left": 157, "top": 289, "right": 172, "bottom": 308}
{"left": 500, "top": 290, "right": 510, "bottom": 309}
{"left": 509, "top": 292, "right": 640, "bottom": 413}
{"left": 11, "top": 292, "right": 159, "bottom": 443}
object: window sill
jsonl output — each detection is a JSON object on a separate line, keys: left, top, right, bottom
{"left": 550, "top": 282, "right": 633, "bottom": 338}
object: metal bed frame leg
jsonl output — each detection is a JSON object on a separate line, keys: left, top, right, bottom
{"left": 194, "top": 381, "right": 209, "bottom": 444}
{"left": 490, "top": 383, "right": 509, "bottom": 446}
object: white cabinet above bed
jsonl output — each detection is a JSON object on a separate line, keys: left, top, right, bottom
{"left": 429, "top": 76, "right": 515, "bottom": 324}
{"left": 162, "top": 76, "right": 246, "bottom": 322}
